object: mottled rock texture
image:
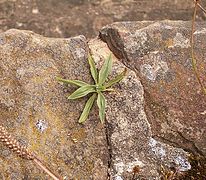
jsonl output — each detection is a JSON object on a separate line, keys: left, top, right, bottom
{"left": 0, "top": 29, "right": 108, "bottom": 179}
{"left": 100, "top": 21, "right": 206, "bottom": 158}
{"left": 0, "top": 20, "right": 206, "bottom": 180}
{"left": 89, "top": 39, "right": 191, "bottom": 180}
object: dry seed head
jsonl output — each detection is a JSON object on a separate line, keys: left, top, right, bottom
{"left": 0, "top": 125, "right": 62, "bottom": 180}
{"left": 0, "top": 125, "right": 34, "bottom": 160}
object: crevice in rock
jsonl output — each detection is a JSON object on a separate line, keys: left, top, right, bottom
{"left": 104, "top": 120, "right": 113, "bottom": 179}
{"left": 176, "top": 131, "right": 204, "bottom": 157}
{"left": 99, "top": 27, "right": 129, "bottom": 63}
{"left": 143, "top": 89, "right": 204, "bottom": 157}
{"left": 99, "top": 27, "right": 205, "bottom": 158}
{"left": 153, "top": 134, "right": 204, "bottom": 157}
{"left": 99, "top": 26, "right": 145, "bottom": 94}
{"left": 88, "top": 41, "right": 114, "bottom": 179}
{"left": 143, "top": 87, "right": 205, "bottom": 157}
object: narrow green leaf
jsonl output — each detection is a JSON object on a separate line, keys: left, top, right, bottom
{"left": 56, "top": 77, "right": 88, "bottom": 87}
{"left": 105, "top": 68, "right": 127, "bottom": 88}
{"left": 79, "top": 93, "right": 97, "bottom": 123}
{"left": 88, "top": 55, "right": 98, "bottom": 83}
{"left": 68, "top": 85, "right": 96, "bottom": 99}
{"left": 97, "top": 92, "right": 106, "bottom": 123}
{"left": 98, "top": 54, "right": 112, "bottom": 85}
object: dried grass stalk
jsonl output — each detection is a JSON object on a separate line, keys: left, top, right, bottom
{"left": 0, "top": 125, "right": 62, "bottom": 180}
{"left": 191, "top": 0, "right": 206, "bottom": 95}
{"left": 0, "top": 125, "right": 34, "bottom": 160}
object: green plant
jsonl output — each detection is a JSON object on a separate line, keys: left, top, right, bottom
{"left": 57, "top": 54, "right": 126, "bottom": 123}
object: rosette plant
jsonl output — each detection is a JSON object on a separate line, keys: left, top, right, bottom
{"left": 57, "top": 54, "right": 126, "bottom": 123}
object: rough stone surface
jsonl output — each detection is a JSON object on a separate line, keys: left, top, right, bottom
{"left": 0, "top": 29, "right": 108, "bottom": 179}
{"left": 89, "top": 39, "right": 190, "bottom": 179}
{"left": 100, "top": 20, "right": 206, "bottom": 157}
{"left": 0, "top": 0, "right": 205, "bottom": 38}
{"left": 1, "top": 21, "right": 206, "bottom": 179}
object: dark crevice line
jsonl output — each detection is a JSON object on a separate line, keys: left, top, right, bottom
{"left": 88, "top": 43, "right": 113, "bottom": 179}
{"left": 99, "top": 27, "right": 129, "bottom": 63}
{"left": 99, "top": 27, "right": 206, "bottom": 158}
{"left": 176, "top": 131, "right": 205, "bottom": 157}
{"left": 105, "top": 120, "right": 113, "bottom": 180}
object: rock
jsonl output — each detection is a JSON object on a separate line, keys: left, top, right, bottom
{"left": 100, "top": 20, "right": 206, "bottom": 158}
{"left": 1, "top": 20, "right": 205, "bottom": 179}
{"left": 89, "top": 38, "right": 191, "bottom": 179}
{"left": 0, "top": 29, "right": 108, "bottom": 179}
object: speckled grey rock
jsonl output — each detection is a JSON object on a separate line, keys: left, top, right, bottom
{"left": 100, "top": 21, "right": 206, "bottom": 157}
{"left": 1, "top": 21, "right": 205, "bottom": 180}
{"left": 0, "top": 29, "right": 108, "bottom": 179}
{"left": 89, "top": 39, "right": 191, "bottom": 180}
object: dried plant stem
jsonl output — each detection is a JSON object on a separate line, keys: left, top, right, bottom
{"left": 0, "top": 125, "right": 34, "bottom": 160}
{"left": 33, "top": 157, "right": 62, "bottom": 180}
{"left": 191, "top": 0, "right": 206, "bottom": 95}
{"left": 0, "top": 125, "right": 62, "bottom": 180}
{"left": 197, "top": 2, "right": 206, "bottom": 14}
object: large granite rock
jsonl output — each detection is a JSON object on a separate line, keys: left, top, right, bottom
{"left": 0, "top": 21, "right": 205, "bottom": 179}
{"left": 89, "top": 39, "right": 191, "bottom": 180}
{"left": 100, "top": 21, "right": 206, "bottom": 158}
{"left": 0, "top": 29, "right": 108, "bottom": 179}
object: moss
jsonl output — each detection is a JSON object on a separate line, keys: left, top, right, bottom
{"left": 71, "top": 128, "right": 87, "bottom": 142}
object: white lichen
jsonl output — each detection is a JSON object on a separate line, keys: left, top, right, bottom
{"left": 149, "top": 138, "right": 166, "bottom": 159}
{"left": 16, "top": 68, "right": 26, "bottom": 79}
{"left": 35, "top": 119, "right": 48, "bottom": 133}
{"left": 140, "top": 64, "right": 156, "bottom": 81}
{"left": 172, "top": 33, "right": 190, "bottom": 48}
{"left": 74, "top": 48, "right": 86, "bottom": 58}
{"left": 149, "top": 138, "right": 191, "bottom": 172}
{"left": 114, "top": 175, "right": 123, "bottom": 180}
{"left": 125, "top": 31, "right": 148, "bottom": 52}
{"left": 140, "top": 53, "right": 169, "bottom": 82}
{"left": 113, "top": 159, "right": 144, "bottom": 179}
{"left": 174, "top": 156, "right": 191, "bottom": 171}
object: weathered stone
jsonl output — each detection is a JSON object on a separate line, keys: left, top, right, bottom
{"left": 1, "top": 20, "right": 206, "bottom": 179}
{"left": 100, "top": 21, "right": 206, "bottom": 158}
{"left": 0, "top": 29, "right": 108, "bottom": 179}
{"left": 89, "top": 39, "right": 191, "bottom": 179}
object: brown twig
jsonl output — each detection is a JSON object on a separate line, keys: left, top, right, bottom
{"left": 191, "top": 0, "right": 206, "bottom": 95}
{"left": 0, "top": 125, "right": 63, "bottom": 180}
{"left": 197, "top": 2, "right": 206, "bottom": 14}
{"left": 33, "top": 157, "right": 62, "bottom": 180}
